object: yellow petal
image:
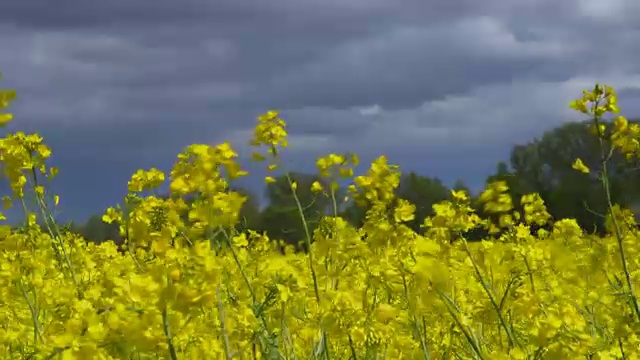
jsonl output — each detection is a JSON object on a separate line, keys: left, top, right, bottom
{"left": 572, "top": 158, "right": 590, "bottom": 174}
{"left": 0, "top": 113, "right": 12, "bottom": 126}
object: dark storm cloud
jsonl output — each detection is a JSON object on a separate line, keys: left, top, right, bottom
{"left": 1, "top": 0, "right": 634, "bottom": 127}
{"left": 0, "top": 0, "right": 609, "bottom": 114}
{"left": 1, "top": 0, "right": 640, "bottom": 220}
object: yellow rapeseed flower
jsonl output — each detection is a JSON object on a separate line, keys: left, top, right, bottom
{"left": 572, "top": 158, "right": 590, "bottom": 174}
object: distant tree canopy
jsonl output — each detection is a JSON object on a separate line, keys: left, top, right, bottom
{"left": 68, "top": 119, "right": 640, "bottom": 248}
{"left": 257, "top": 172, "right": 331, "bottom": 250}
{"left": 497, "top": 119, "right": 640, "bottom": 234}
{"left": 78, "top": 215, "right": 121, "bottom": 244}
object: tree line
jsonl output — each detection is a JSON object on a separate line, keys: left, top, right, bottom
{"left": 66, "top": 119, "right": 640, "bottom": 248}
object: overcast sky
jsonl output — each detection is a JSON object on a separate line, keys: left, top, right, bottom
{"left": 1, "top": 0, "right": 640, "bottom": 222}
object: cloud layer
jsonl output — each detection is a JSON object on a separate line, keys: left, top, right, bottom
{"left": 1, "top": 0, "right": 640, "bottom": 221}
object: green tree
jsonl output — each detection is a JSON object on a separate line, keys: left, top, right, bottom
{"left": 504, "top": 120, "right": 640, "bottom": 233}
{"left": 257, "top": 173, "right": 330, "bottom": 251}
{"left": 79, "top": 214, "right": 122, "bottom": 244}
{"left": 395, "top": 172, "right": 451, "bottom": 233}
{"left": 452, "top": 178, "right": 472, "bottom": 194}
{"left": 234, "top": 186, "right": 261, "bottom": 232}
{"left": 340, "top": 199, "right": 368, "bottom": 229}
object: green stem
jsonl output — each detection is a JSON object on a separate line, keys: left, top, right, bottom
{"left": 30, "top": 166, "right": 79, "bottom": 288}
{"left": 437, "top": 290, "right": 485, "bottom": 360}
{"left": 162, "top": 308, "right": 179, "bottom": 360}
{"left": 593, "top": 111, "right": 640, "bottom": 322}
{"left": 522, "top": 254, "right": 536, "bottom": 294}
{"left": 18, "top": 279, "right": 44, "bottom": 344}
{"left": 268, "top": 146, "right": 328, "bottom": 359}
{"left": 216, "top": 286, "right": 233, "bottom": 360}
{"left": 462, "top": 238, "right": 517, "bottom": 349}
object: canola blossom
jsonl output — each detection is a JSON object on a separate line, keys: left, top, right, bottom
{"left": 1, "top": 78, "right": 640, "bottom": 359}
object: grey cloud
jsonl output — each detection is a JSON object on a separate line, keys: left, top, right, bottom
{"left": 3, "top": 0, "right": 637, "bottom": 125}
{"left": 0, "top": 0, "right": 639, "bottom": 188}
{"left": 263, "top": 19, "right": 582, "bottom": 109}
